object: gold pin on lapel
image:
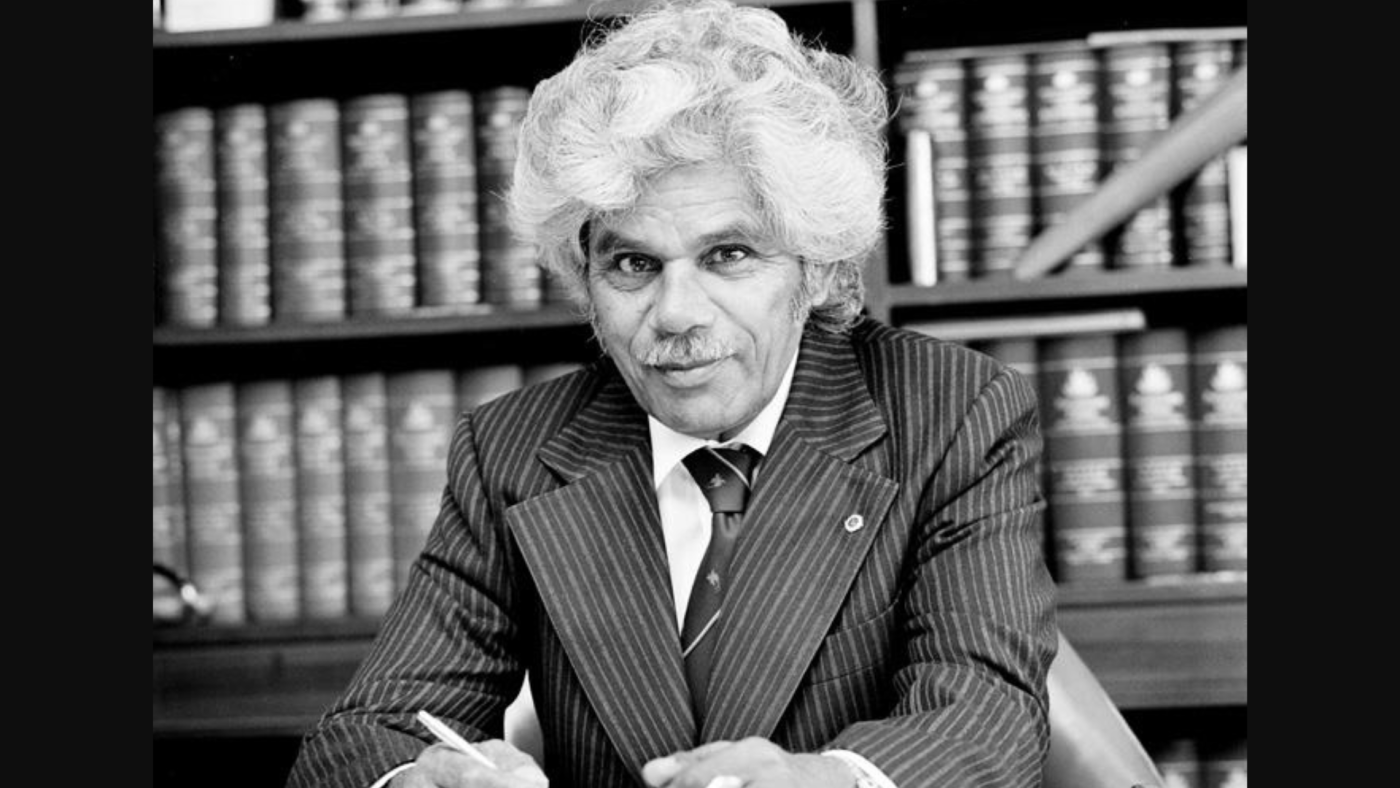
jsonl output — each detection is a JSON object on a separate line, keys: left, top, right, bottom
{"left": 843, "top": 514, "right": 864, "bottom": 533}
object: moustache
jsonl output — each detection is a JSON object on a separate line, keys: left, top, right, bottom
{"left": 639, "top": 333, "right": 735, "bottom": 368}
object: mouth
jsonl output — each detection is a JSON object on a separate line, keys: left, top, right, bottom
{"left": 650, "top": 356, "right": 726, "bottom": 386}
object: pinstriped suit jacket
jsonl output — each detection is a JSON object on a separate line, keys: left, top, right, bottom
{"left": 286, "top": 318, "right": 1058, "bottom": 788}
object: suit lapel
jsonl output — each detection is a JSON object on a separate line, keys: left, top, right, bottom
{"left": 702, "top": 328, "right": 900, "bottom": 741}
{"left": 505, "top": 372, "right": 696, "bottom": 771}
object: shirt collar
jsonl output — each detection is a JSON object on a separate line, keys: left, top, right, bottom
{"left": 649, "top": 346, "right": 799, "bottom": 489}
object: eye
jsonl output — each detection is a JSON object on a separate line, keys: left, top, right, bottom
{"left": 705, "top": 245, "right": 753, "bottom": 268}
{"left": 612, "top": 253, "right": 659, "bottom": 275}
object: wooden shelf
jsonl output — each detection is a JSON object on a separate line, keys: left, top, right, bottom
{"left": 153, "top": 304, "right": 586, "bottom": 348}
{"left": 153, "top": 0, "right": 871, "bottom": 49}
{"left": 889, "top": 267, "right": 1247, "bottom": 312}
{"left": 1057, "top": 576, "right": 1247, "bottom": 710}
{"left": 153, "top": 578, "right": 1245, "bottom": 737}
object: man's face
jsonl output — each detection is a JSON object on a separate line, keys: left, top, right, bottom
{"left": 586, "top": 164, "right": 826, "bottom": 440}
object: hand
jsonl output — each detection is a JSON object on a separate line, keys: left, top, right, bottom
{"left": 641, "top": 738, "right": 855, "bottom": 788}
{"left": 391, "top": 740, "right": 548, "bottom": 788}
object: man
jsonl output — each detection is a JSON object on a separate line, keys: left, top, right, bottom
{"left": 286, "top": 2, "right": 1056, "bottom": 787}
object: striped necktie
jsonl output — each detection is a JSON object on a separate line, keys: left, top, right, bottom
{"left": 679, "top": 444, "right": 760, "bottom": 721}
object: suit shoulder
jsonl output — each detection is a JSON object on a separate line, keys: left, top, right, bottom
{"left": 849, "top": 319, "right": 1036, "bottom": 416}
{"left": 465, "top": 361, "right": 605, "bottom": 451}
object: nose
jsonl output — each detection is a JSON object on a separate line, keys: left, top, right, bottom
{"left": 649, "top": 261, "right": 715, "bottom": 335}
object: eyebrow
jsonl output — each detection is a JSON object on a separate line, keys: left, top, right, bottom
{"left": 588, "top": 223, "right": 767, "bottom": 258}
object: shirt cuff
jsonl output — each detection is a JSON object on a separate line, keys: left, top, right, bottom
{"left": 368, "top": 762, "right": 415, "bottom": 788}
{"left": 822, "top": 750, "right": 898, "bottom": 788}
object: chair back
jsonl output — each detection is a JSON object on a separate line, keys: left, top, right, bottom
{"left": 1045, "top": 631, "right": 1164, "bottom": 788}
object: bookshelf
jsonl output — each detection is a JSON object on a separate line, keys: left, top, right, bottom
{"left": 153, "top": 0, "right": 1247, "bottom": 782}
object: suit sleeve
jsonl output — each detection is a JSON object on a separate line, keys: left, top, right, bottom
{"left": 285, "top": 412, "right": 527, "bottom": 788}
{"left": 825, "top": 367, "right": 1058, "bottom": 787}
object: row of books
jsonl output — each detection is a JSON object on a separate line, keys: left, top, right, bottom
{"left": 156, "top": 1, "right": 577, "bottom": 32}
{"left": 152, "top": 362, "right": 582, "bottom": 625}
{"left": 962, "top": 324, "right": 1247, "bottom": 585}
{"left": 154, "top": 87, "right": 573, "bottom": 329}
{"left": 895, "top": 27, "right": 1248, "bottom": 285}
{"left": 1148, "top": 735, "right": 1247, "bottom": 788}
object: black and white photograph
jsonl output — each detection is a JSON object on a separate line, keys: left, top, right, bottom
{"left": 153, "top": 2, "right": 1247, "bottom": 786}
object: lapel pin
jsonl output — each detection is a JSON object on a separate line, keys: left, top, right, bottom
{"left": 843, "top": 514, "right": 864, "bottom": 533}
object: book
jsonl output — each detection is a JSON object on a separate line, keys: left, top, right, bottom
{"left": 179, "top": 383, "right": 244, "bottom": 625}
{"left": 268, "top": 99, "right": 347, "bottom": 323}
{"left": 387, "top": 370, "right": 457, "bottom": 593}
{"left": 1120, "top": 329, "right": 1197, "bottom": 579}
{"left": 155, "top": 107, "right": 218, "bottom": 328}
{"left": 153, "top": 389, "right": 188, "bottom": 579}
{"left": 968, "top": 52, "right": 1034, "bottom": 278}
{"left": 894, "top": 57, "right": 972, "bottom": 283}
{"left": 1227, "top": 145, "right": 1247, "bottom": 269}
{"left": 342, "top": 373, "right": 395, "bottom": 617}
{"left": 457, "top": 365, "right": 524, "bottom": 412}
{"left": 295, "top": 376, "right": 349, "bottom": 620}
{"left": 162, "top": 0, "right": 275, "bottom": 32}
{"left": 1190, "top": 325, "right": 1247, "bottom": 574}
{"left": 1174, "top": 39, "right": 1237, "bottom": 267}
{"left": 343, "top": 94, "right": 417, "bottom": 316}
{"left": 1100, "top": 42, "right": 1174, "bottom": 269}
{"left": 475, "top": 87, "right": 541, "bottom": 307}
{"left": 522, "top": 363, "right": 583, "bottom": 387}
{"left": 1038, "top": 334, "right": 1127, "bottom": 583}
{"left": 237, "top": 380, "right": 300, "bottom": 623}
{"left": 1150, "top": 738, "right": 1201, "bottom": 788}
{"left": 410, "top": 90, "right": 482, "bottom": 311}
{"left": 303, "top": 0, "right": 350, "bottom": 21}
{"left": 215, "top": 103, "right": 272, "bottom": 326}
{"left": 1030, "top": 42, "right": 1104, "bottom": 273}
{"left": 1200, "top": 736, "right": 1247, "bottom": 788}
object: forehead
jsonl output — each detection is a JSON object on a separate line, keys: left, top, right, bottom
{"left": 593, "top": 164, "right": 765, "bottom": 248}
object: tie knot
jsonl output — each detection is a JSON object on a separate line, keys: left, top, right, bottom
{"left": 681, "top": 445, "right": 759, "bottom": 514}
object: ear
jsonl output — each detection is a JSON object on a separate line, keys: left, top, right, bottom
{"left": 804, "top": 261, "right": 839, "bottom": 308}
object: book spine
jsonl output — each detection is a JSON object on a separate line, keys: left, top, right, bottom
{"left": 968, "top": 53, "right": 1034, "bottom": 279}
{"left": 974, "top": 338, "right": 1050, "bottom": 563}
{"left": 1039, "top": 334, "right": 1127, "bottom": 583}
{"left": 387, "top": 370, "right": 457, "bottom": 593}
{"left": 268, "top": 99, "right": 346, "bottom": 323}
{"left": 1174, "top": 40, "right": 1237, "bottom": 267}
{"left": 237, "top": 380, "right": 300, "bottom": 622}
{"left": 155, "top": 107, "right": 218, "bottom": 327}
{"left": 179, "top": 383, "right": 244, "bottom": 625}
{"left": 343, "top": 94, "right": 417, "bottom": 316}
{"left": 1200, "top": 737, "right": 1247, "bottom": 788}
{"left": 1102, "top": 43, "right": 1174, "bottom": 269}
{"left": 343, "top": 373, "right": 395, "bottom": 617}
{"left": 215, "top": 103, "right": 272, "bottom": 326}
{"left": 897, "top": 61, "right": 972, "bottom": 283}
{"left": 1031, "top": 45, "right": 1105, "bottom": 272}
{"left": 153, "top": 388, "right": 188, "bottom": 575}
{"left": 902, "top": 128, "right": 938, "bottom": 286}
{"left": 521, "top": 363, "right": 583, "bottom": 387}
{"left": 1120, "top": 329, "right": 1197, "bottom": 579}
{"left": 476, "top": 87, "right": 541, "bottom": 307}
{"left": 1191, "top": 325, "right": 1248, "bottom": 574}
{"left": 410, "top": 90, "right": 482, "bottom": 310}
{"left": 456, "top": 365, "right": 524, "bottom": 412}
{"left": 1150, "top": 738, "right": 1202, "bottom": 788}
{"left": 295, "top": 376, "right": 349, "bottom": 620}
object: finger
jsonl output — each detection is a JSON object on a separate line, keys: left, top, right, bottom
{"left": 642, "top": 741, "right": 735, "bottom": 786}
{"left": 703, "top": 777, "right": 744, "bottom": 788}
{"left": 417, "top": 744, "right": 528, "bottom": 788}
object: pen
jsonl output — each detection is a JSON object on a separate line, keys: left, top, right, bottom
{"left": 415, "top": 709, "right": 498, "bottom": 770}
